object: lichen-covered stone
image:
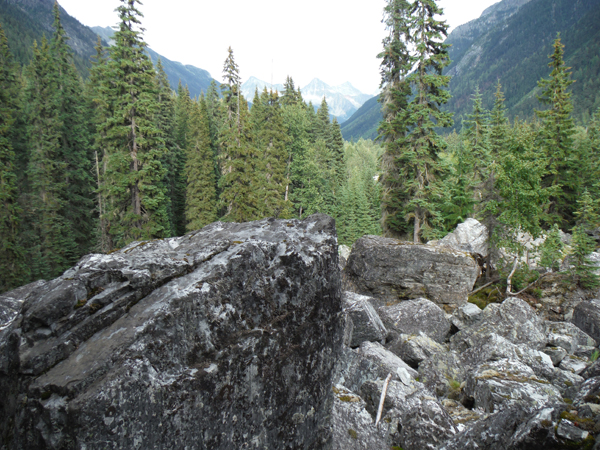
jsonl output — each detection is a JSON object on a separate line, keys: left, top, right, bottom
{"left": 450, "top": 302, "right": 483, "bottom": 331}
{"left": 434, "top": 218, "right": 489, "bottom": 257}
{"left": 559, "top": 355, "right": 590, "bottom": 375}
{"left": 572, "top": 299, "right": 600, "bottom": 343}
{"left": 550, "top": 368, "right": 584, "bottom": 399}
{"left": 582, "top": 359, "right": 600, "bottom": 380}
{"left": 418, "top": 350, "right": 466, "bottom": 398}
{"left": 1, "top": 215, "right": 341, "bottom": 450}
{"left": 344, "top": 235, "right": 479, "bottom": 307}
{"left": 331, "top": 385, "right": 388, "bottom": 450}
{"left": 462, "top": 359, "right": 562, "bottom": 413}
{"left": 342, "top": 291, "right": 386, "bottom": 348}
{"left": 546, "top": 321, "right": 597, "bottom": 354}
{"left": 451, "top": 297, "right": 547, "bottom": 351}
{"left": 387, "top": 333, "right": 446, "bottom": 368}
{"left": 543, "top": 346, "right": 568, "bottom": 366}
{"left": 378, "top": 298, "right": 452, "bottom": 343}
{"left": 574, "top": 376, "right": 600, "bottom": 406}
{"left": 358, "top": 341, "right": 418, "bottom": 380}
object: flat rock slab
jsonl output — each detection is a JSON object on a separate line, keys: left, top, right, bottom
{"left": 1, "top": 214, "right": 341, "bottom": 450}
{"left": 434, "top": 218, "right": 489, "bottom": 257}
{"left": 344, "top": 235, "right": 479, "bottom": 307}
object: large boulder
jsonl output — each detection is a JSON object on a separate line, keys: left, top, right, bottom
{"left": 434, "top": 218, "right": 488, "bottom": 257}
{"left": 378, "top": 298, "right": 452, "bottom": 343}
{"left": 1, "top": 215, "right": 342, "bottom": 450}
{"left": 344, "top": 235, "right": 479, "bottom": 307}
{"left": 572, "top": 299, "right": 600, "bottom": 343}
{"left": 451, "top": 297, "right": 547, "bottom": 352}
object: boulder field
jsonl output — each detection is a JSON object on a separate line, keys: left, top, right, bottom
{"left": 1, "top": 217, "right": 600, "bottom": 449}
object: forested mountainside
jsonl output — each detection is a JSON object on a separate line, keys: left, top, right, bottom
{"left": 0, "top": 0, "right": 217, "bottom": 95}
{"left": 341, "top": 0, "right": 600, "bottom": 139}
{"left": 0, "top": 0, "right": 99, "bottom": 74}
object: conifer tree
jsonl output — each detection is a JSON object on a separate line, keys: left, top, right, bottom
{"left": 23, "top": 37, "right": 77, "bottom": 279}
{"left": 218, "top": 47, "right": 260, "bottom": 222}
{"left": 0, "top": 23, "right": 27, "bottom": 291}
{"left": 204, "top": 80, "right": 224, "bottom": 196}
{"left": 536, "top": 34, "right": 576, "bottom": 227}
{"left": 98, "top": 0, "right": 171, "bottom": 248}
{"left": 571, "top": 190, "right": 600, "bottom": 288}
{"left": 50, "top": 2, "right": 95, "bottom": 256}
{"left": 379, "top": 0, "right": 452, "bottom": 242}
{"left": 185, "top": 98, "right": 217, "bottom": 230}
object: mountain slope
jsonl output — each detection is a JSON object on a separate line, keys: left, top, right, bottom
{"left": 240, "top": 76, "right": 285, "bottom": 100}
{"left": 340, "top": 95, "right": 382, "bottom": 141}
{"left": 91, "top": 26, "right": 215, "bottom": 99}
{"left": 0, "top": 0, "right": 101, "bottom": 75}
{"left": 340, "top": 0, "right": 600, "bottom": 140}
{"left": 301, "top": 78, "right": 372, "bottom": 122}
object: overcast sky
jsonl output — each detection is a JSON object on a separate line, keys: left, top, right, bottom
{"left": 56, "top": 0, "right": 500, "bottom": 94}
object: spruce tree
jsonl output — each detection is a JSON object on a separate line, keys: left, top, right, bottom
{"left": 536, "top": 34, "right": 576, "bottom": 227}
{"left": 185, "top": 98, "right": 217, "bottom": 230}
{"left": 0, "top": 23, "right": 27, "bottom": 291}
{"left": 50, "top": 2, "right": 95, "bottom": 256}
{"left": 378, "top": 0, "right": 452, "bottom": 242}
{"left": 98, "top": 0, "right": 171, "bottom": 248}
{"left": 571, "top": 190, "right": 600, "bottom": 289}
{"left": 23, "top": 37, "right": 77, "bottom": 279}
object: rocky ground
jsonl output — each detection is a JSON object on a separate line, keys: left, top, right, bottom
{"left": 1, "top": 216, "right": 600, "bottom": 449}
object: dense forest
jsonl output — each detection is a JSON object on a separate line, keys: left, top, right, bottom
{"left": 0, "top": 0, "right": 381, "bottom": 293}
{"left": 1, "top": 0, "right": 599, "bottom": 295}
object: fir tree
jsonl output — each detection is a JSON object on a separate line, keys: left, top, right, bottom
{"left": 185, "top": 98, "right": 217, "bottom": 230}
{"left": 0, "top": 23, "right": 27, "bottom": 291}
{"left": 23, "top": 37, "right": 77, "bottom": 279}
{"left": 379, "top": 0, "right": 453, "bottom": 243}
{"left": 98, "top": 0, "right": 171, "bottom": 248}
{"left": 536, "top": 34, "right": 576, "bottom": 227}
{"left": 571, "top": 190, "right": 600, "bottom": 289}
{"left": 50, "top": 2, "right": 95, "bottom": 256}
{"left": 539, "top": 223, "right": 564, "bottom": 272}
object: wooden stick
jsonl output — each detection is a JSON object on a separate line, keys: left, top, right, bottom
{"left": 469, "top": 278, "right": 500, "bottom": 296}
{"left": 375, "top": 373, "right": 393, "bottom": 428}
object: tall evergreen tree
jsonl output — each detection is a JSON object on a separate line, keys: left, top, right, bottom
{"left": 23, "top": 37, "right": 77, "bottom": 279}
{"left": 185, "top": 98, "right": 217, "bottom": 230}
{"left": 536, "top": 34, "right": 576, "bottom": 227}
{"left": 98, "top": 0, "right": 170, "bottom": 249}
{"left": 0, "top": 23, "right": 27, "bottom": 291}
{"left": 379, "top": 0, "right": 452, "bottom": 243}
{"left": 571, "top": 190, "right": 600, "bottom": 289}
{"left": 50, "top": 2, "right": 95, "bottom": 256}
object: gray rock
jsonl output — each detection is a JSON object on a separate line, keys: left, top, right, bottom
{"left": 542, "top": 346, "right": 568, "bottom": 366}
{"left": 0, "top": 280, "right": 47, "bottom": 328}
{"left": 338, "top": 245, "right": 351, "bottom": 271}
{"left": 572, "top": 299, "right": 600, "bottom": 343}
{"left": 546, "top": 321, "right": 597, "bottom": 354}
{"left": 359, "top": 341, "right": 418, "bottom": 380}
{"left": 342, "top": 291, "right": 386, "bottom": 347}
{"left": 331, "top": 385, "right": 388, "bottom": 450}
{"left": 451, "top": 297, "right": 547, "bottom": 351}
{"left": 361, "top": 380, "right": 456, "bottom": 450}
{"left": 450, "top": 302, "right": 483, "bottom": 331}
{"left": 462, "top": 359, "right": 563, "bottom": 413}
{"left": 550, "top": 368, "right": 584, "bottom": 399}
{"left": 439, "top": 404, "right": 565, "bottom": 450}
{"left": 418, "top": 350, "right": 466, "bottom": 398}
{"left": 344, "top": 235, "right": 479, "bottom": 307}
{"left": 341, "top": 312, "right": 354, "bottom": 347}
{"left": 379, "top": 298, "right": 452, "bottom": 343}
{"left": 559, "top": 355, "right": 590, "bottom": 375}
{"left": 387, "top": 333, "right": 446, "bottom": 368}
{"left": 582, "top": 358, "right": 600, "bottom": 380}
{"left": 440, "top": 399, "right": 484, "bottom": 429}
{"left": 574, "top": 376, "right": 600, "bottom": 406}
{"left": 575, "top": 345, "right": 597, "bottom": 359}
{"left": 333, "top": 346, "right": 400, "bottom": 394}
{"left": 458, "top": 333, "right": 555, "bottom": 380}
{"left": 556, "top": 419, "right": 589, "bottom": 441}
{"left": 2, "top": 215, "right": 341, "bottom": 450}
{"left": 435, "top": 218, "right": 489, "bottom": 257}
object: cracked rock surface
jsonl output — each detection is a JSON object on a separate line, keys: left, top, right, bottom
{"left": 0, "top": 215, "right": 341, "bottom": 450}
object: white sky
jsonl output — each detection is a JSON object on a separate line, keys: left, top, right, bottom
{"left": 56, "top": 0, "right": 499, "bottom": 94}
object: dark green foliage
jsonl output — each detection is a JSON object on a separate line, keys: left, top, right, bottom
{"left": 571, "top": 191, "right": 600, "bottom": 288}
{"left": 540, "top": 224, "right": 564, "bottom": 272}
{"left": 379, "top": 0, "right": 453, "bottom": 243}
{"left": 536, "top": 35, "right": 577, "bottom": 227}
{"left": 97, "top": 0, "right": 171, "bottom": 249}
{"left": 185, "top": 98, "right": 217, "bottom": 230}
{"left": 0, "top": 23, "right": 27, "bottom": 291}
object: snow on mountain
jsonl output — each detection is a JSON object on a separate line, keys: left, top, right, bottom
{"left": 241, "top": 76, "right": 285, "bottom": 101}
